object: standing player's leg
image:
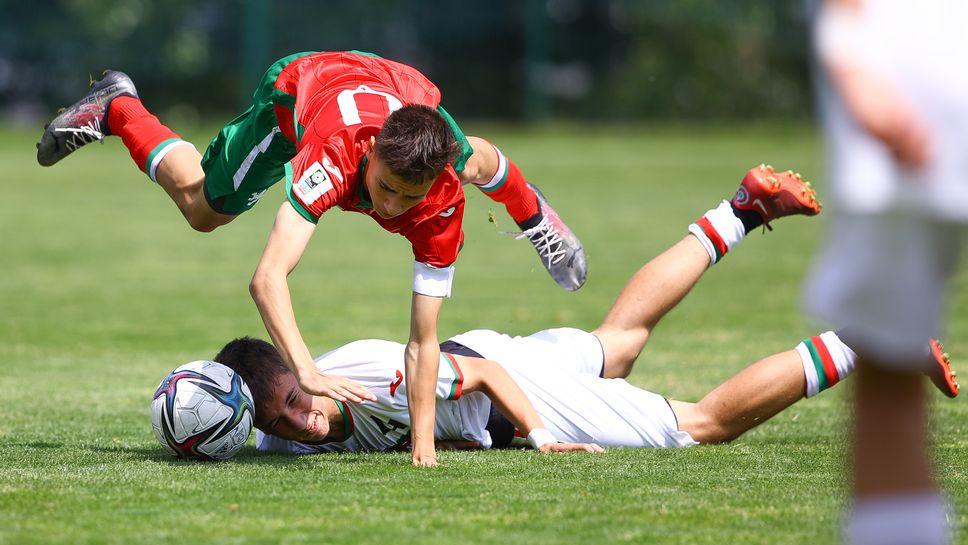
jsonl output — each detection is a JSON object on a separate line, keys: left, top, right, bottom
{"left": 36, "top": 71, "right": 230, "bottom": 231}
{"left": 806, "top": 212, "right": 963, "bottom": 545}
{"left": 593, "top": 165, "right": 822, "bottom": 378}
{"left": 460, "top": 136, "right": 588, "bottom": 291}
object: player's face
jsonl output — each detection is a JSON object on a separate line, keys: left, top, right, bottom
{"left": 256, "top": 373, "right": 331, "bottom": 443}
{"left": 364, "top": 148, "right": 430, "bottom": 219}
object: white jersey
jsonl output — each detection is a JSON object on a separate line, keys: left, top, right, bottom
{"left": 256, "top": 339, "right": 492, "bottom": 454}
{"left": 814, "top": 0, "right": 968, "bottom": 219}
{"left": 257, "top": 328, "right": 695, "bottom": 453}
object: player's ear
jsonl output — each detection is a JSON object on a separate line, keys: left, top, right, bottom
{"left": 366, "top": 136, "right": 377, "bottom": 155}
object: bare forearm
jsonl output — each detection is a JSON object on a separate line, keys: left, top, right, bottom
{"left": 250, "top": 271, "right": 315, "bottom": 377}
{"left": 406, "top": 341, "right": 440, "bottom": 455}
{"left": 474, "top": 360, "right": 544, "bottom": 437}
{"left": 407, "top": 292, "right": 445, "bottom": 466}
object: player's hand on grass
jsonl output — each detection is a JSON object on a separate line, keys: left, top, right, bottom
{"left": 296, "top": 370, "right": 376, "bottom": 403}
{"left": 539, "top": 442, "right": 605, "bottom": 454}
{"left": 411, "top": 451, "right": 439, "bottom": 467}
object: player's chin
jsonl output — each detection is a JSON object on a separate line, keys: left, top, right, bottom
{"left": 374, "top": 208, "right": 402, "bottom": 219}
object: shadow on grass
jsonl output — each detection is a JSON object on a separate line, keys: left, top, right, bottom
{"left": 76, "top": 443, "right": 417, "bottom": 467}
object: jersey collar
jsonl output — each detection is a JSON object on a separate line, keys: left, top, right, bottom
{"left": 355, "top": 156, "right": 373, "bottom": 210}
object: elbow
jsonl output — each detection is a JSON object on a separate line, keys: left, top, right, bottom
{"left": 249, "top": 270, "right": 270, "bottom": 302}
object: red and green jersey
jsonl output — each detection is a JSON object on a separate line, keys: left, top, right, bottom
{"left": 276, "top": 51, "right": 469, "bottom": 268}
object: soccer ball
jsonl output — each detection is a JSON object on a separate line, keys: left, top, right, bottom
{"left": 151, "top": 360, "right": 255, "bottom": 461}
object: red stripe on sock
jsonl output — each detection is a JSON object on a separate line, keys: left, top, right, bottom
{"left": 810, "top": 335, "right": 840, "bottom": 387}
{"left": 483, "top": 158, "right": 539, "bottom": 223}
{"left": 696, "top": 216, "right": 728, "bottom": 258}
{"left": 108, "top": 96, "right": 182, "bottom": 173}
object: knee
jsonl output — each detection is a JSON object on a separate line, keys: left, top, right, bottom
{"left": 606, "top": 351, "right": 637, "bottom": 379}
{"left": 188, "top": 219, "right": 219, "bottom": 233}
{"left": 186, "top": 210, "right": 231, "bottom": 232}
{"left": 677, "top": 407, "right": 737, "bottom": 445}
{"left": 688, "top": 418, "right": 741, "bottom": 445}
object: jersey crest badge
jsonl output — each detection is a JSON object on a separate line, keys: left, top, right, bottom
{"left": 294, "top": 161, "right": 334, "bottom": 203}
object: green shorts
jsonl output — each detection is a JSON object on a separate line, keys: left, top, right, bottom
{"left": 200, "top": 52, "right": 307, "bottom": 215}
{"left": 200, "top": 51, "right": 472, "bottom": 216}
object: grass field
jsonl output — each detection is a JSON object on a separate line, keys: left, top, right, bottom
{"left": 1, "top": 121, "right": 965, "bottom": 544}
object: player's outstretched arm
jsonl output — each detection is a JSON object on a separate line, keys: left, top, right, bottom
{"left": 457, "top": 355, "right": 604, "bottom": 454}
{"left": 251, "top": 203, "right": 375, "bottom": 403}
{"left": 815, "top": 0, "right": 932, "bottom": 167}
{"left": 407, "top": 292, "right": 446, "bottom": 467}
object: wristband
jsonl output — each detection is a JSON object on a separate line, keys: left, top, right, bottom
{"left": 412, "top": 261, "right": 455, "bottom": 298}
{"left": 527, "top": 428, "right": 557, "bottom": 450}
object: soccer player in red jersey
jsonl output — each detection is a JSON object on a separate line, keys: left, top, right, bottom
{"left": 37, "top": 51, "right": 587, "bottom": 467}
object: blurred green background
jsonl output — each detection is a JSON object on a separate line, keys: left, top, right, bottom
{"left": 3, "top": 4, "right": 968, "bottom": 544}
{"left": 1, "top": 0, "right": 813, "bottom": 125}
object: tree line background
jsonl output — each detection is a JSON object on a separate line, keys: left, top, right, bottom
{"left": 1, "top": 0, "right": 814, "bottom": 125}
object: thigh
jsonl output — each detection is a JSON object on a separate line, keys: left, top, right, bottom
{"left": 200, "top": 104, "right": 296, "bottom": 215}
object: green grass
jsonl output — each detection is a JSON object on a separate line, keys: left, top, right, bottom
{"left": 1, "top": 121, "right": 965, "bottom": 544}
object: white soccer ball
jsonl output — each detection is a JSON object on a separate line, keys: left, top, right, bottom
{"left": 151, "top": 360, "right": 255, "bottom": 461}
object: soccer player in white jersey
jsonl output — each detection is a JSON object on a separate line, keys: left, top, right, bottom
{"left": 805, "top": 0, "right": 968, "bottom": 543}
{"left": 214, "top": 167, "right": 954, "bottom": 456}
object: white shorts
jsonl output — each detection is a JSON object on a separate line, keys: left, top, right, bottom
{"left": 804, "top": 212, "right": 965, "bottom": 366}
{"left": 449, "top": 328, "right": 698, "bottom": 448}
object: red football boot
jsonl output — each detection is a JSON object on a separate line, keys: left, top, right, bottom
{"left": 731, "top": 164, "right": 822, "bottom": 230}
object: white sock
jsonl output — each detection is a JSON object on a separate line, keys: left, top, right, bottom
{"left": 846, "top": 493, "right": 952, "bottom": 545}
{"left": 687, "top": 200, "right": 746, "bottom": 265}
{"left": 795, "top": 330, "right": 857, "bottom": 397}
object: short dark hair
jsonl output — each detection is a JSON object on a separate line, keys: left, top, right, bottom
{"left": 375, "top": 104, "right": 461, "bottom": 184}
{"left": 214, "top": 337, "right": 290, "bottom": 411}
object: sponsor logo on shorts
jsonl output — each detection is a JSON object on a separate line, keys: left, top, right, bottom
{"left": 439, "top": 206, "right": 456, "bottom": 218}
{"left": 247, "top": 189, "right": 268, "bottom": 207}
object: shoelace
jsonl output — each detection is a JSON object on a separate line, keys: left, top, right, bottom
{"left": 55, "top": 118, "right": 104, "bottom": 151}
{"left": 505, "top": 215, "right": 566, "bottom": 266}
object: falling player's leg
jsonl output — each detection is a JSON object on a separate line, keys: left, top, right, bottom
{"left": 593, "top": 165, "right": 822, "bottom": 378}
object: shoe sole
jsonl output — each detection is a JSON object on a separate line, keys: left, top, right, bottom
{"left": 929, "top": 339, "right": 959, "bottom": 398}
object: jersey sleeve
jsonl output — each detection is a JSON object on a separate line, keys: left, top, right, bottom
{"left": 285, "top": 142, "right": 352, "bottom": 223}
{"left": 436, "top": 352, "right": 465, "bottom": 400}
{"left": 435, "top": 106, "right": 474, "bottom": 173}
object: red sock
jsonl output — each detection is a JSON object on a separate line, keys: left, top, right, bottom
{"left": 473, "top": 145, "right": 540, "bottom": 225}
{"left": 108, "top": 96, "right": 184, "bottom": 177}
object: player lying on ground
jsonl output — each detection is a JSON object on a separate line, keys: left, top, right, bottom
{"left": 215, "top": 166, "right": 958, "bottom": 454}
{"left": 36, "top": 51, "right": 587, "bottom": 466}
